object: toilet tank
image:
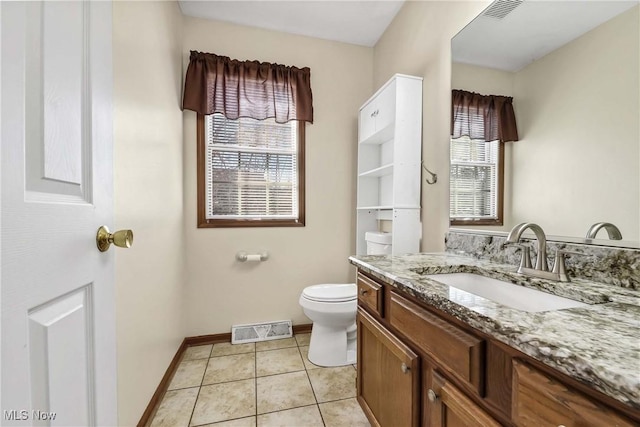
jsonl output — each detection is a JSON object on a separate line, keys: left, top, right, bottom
{"left": 365, "top": 231, "right": 392, "bottom": 255}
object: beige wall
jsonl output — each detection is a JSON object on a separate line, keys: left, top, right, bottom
{"left": 373, "top": 1, "right": 492, "bottom": 250}
{"left": 452, "top": 63, "right": 514, "bottom": 97}
{"left": 113, "top": 2, "right": 185, "bottom": 425}
{"left": 182, "top": 17, "right": 373, "bottom": 335}
{"left": 510, "top": 6, "right": 639, "bottom": 239}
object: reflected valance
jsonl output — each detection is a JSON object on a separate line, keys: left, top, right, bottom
{"left": 451, "top": 89, "right": 518, "bottom": 142}
{"left": 183, "top": 51, "right": 313, "bottom": 124}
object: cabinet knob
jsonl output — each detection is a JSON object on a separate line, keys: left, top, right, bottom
{"left": 427, "top": 389, "right": 438, "bottom": 402}
{"left": 401, "top": 363, "right": 409, "bottom": 373}
{"left": 359, "top": 289, "right": 368, "bottom": 295}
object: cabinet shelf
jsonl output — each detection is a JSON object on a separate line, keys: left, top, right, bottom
{"left": 359, "top": 164, "right": 394, "bottom": 178}
{"left": 357, "top": 206, "right": 394, "bottom": 211}
{"left": 356, "top": 206, "right": 421, "bottom": 210}
{"left": 359, "top": 123, "right": 395, "bottom": 145}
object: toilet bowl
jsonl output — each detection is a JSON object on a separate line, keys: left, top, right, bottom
{"left": 299, "top": 283, "right": 357, "bottom": 367}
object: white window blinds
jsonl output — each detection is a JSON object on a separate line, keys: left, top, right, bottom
{"left": 205, "top": 114, "right": 299, "bottom": 220}
{"left": 450, "top": 136, "right": 499, "bottom": 219}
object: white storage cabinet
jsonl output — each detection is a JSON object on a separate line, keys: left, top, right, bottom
{"left": 356, "top": 74, "right": 423, "bottom": 255}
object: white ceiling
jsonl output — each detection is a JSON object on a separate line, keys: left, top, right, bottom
{"left": 453, "top": 0, "right": 639, "bottom": 72}
{"left": 178, "top": 1, "right": 405, "bottom": 47}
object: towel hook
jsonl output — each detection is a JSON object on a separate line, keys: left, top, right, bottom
{"left": 421, "top": 161, "right": 438, "bottom": 185}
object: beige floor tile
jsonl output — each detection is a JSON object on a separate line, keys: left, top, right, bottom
{"left": 319, "top": 398, "right": 371, "bottom": 427}
{"left": 255, "top": 337, "right": 297, "bottom": 352}
{"left": 150, "top": 387, "right": 199, "bottom": 427}
{"left": 200, "top": 416, "right": 256, "bottom": 427}
{"left": 210, "top": 342, "right": 255, "bottom": 357}
{"left": 257, "top": 405, "right": 323, "bottom": 427}
{"left": 203, "top": 353, "right": 256, "bottom": 385}
{"left": 184, "top": 345, "right": 213, "bottom": 361}
{"left": 294, "top": 333, "right": 311, "bottom": 347}
{"left": 256, "top": 371, "right": 316, "bottom": 414}
{"left": 298, "top": 346, "right": 321, "bottom": 371}
{"left": 168, "top": 359, "right": 208, "bottom": 390}
{"left": 308, "top": 366, "right": 356, "bottom": 403}
{"left": 190, "top": 379, "right": 255, "bottom": 426}
{"left": 256, "top": 347, "right": 304, "bottom": 377}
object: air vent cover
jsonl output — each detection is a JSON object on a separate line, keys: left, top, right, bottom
{"left": 482, "top": 0, "right": 524, "bottom": 20}
{"left": 231, "top": 320, "right": 293, "bottom": 344}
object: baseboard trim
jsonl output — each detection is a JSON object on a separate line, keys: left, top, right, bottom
{"left": 137, "top": 323, "right": 312, "bottom": 426}
{"left": 293, "top": 323, "right": 312, "bottom": 334}
{"left": 137, "top": 338, "right": 188, "bottom": 427}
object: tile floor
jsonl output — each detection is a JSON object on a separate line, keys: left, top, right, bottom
{"left": 150, "top": 334, "right": 371, "bottom": 427}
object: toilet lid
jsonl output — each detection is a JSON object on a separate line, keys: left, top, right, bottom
{"left": 303, "top": 283, "right": 357, "bottom": 302}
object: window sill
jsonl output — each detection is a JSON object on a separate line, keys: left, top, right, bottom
{"left": 198, "top": 218, "right": 305, "bottom": 228}
{"left": 450, "top": 218, "right": 503, "bottom": 226}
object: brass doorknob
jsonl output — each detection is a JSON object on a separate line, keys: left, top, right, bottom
{"left": 96, "top": 225, "right": 133, "bottom": 252}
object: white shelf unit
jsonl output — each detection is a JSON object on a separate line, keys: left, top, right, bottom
{"left": 356, "top": 74, "right": 423, "bottom": 256}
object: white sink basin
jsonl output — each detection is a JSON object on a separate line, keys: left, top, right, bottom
{"left": 426, "top": 273, "right": 589, "bottom": 312}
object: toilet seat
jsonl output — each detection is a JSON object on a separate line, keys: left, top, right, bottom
{"left": 302, "top": 283, "right": 356, "bottom": 303}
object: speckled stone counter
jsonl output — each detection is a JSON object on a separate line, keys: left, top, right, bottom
{"left": 348, "top": 252, "right": 640, "bottom": 410}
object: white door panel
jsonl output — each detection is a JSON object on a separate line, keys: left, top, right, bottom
{"left": 2, "top": 1, "right": 116, "bottom": 426}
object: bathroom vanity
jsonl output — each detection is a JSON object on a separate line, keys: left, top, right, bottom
{"left": 350, "top": 249, "right": 640, "bottom": 427}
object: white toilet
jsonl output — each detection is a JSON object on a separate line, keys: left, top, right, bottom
{"left": 299, "top": 283, "right": 358, "bottom": 367}
{"left": 299, "top": 231, "right": 393, "bottom": 367}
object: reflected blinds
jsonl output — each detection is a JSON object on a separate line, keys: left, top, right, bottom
{"left": 450, "top": 136, "right": 498, "bottom": 219}
{"left": 205, "top": 114, "right": 298, "bottom": 219}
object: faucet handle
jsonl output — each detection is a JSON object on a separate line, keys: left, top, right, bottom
{"left": 508, "top": 243, "right": 532, "bottom": 271}
{"left": 552, "top": 250, "right": 590, "bottom": 282}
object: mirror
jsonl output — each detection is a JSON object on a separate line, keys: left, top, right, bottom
{"left": 451, "top": 0, "right": 640, "bottom": 247}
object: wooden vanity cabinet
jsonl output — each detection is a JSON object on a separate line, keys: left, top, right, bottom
{"left": 357, "top": 308, "right": 420, "bottom": 427}
{"left": 355, "top": 270, "right": 640, "bottom": 427}
{"left": 512, "top": 360, "right": 636, "bottom": 427}
{"left": 426, "top": 371, "right": 501, "bottom": 427}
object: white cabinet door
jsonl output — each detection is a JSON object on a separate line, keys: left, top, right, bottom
{"left": 1, "top": 2, "right": 117, "bottom": 426}
{"left": 373, "top": 80, "right": 396, "bottom": 134}
{"left": 359, "top": 81, "right": 397, "bottom": 143}
{"left": 359, "top": 100, "right": 378, "bottom": 142}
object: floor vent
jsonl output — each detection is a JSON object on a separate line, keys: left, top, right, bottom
{"left": 231, "top": 320, "right": 293, "bottom": 344}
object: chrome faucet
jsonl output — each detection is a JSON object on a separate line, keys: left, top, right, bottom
{"left": 506, "top": 222, "right": 584, "bottom": 282}
{"left": 586, "top": 222, "right": 622, "bottom": 240}
{"left": 506, "top": 222, "right": 549, "bottom": 272}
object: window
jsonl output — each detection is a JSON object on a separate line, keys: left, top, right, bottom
{"left": 197, "top": 114, "right": 305, "bottom": 227}
{"left": 450, "top": 136, "right": 503, "bottom": 225}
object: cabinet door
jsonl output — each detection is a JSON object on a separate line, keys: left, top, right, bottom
{"left": 427, "top": 371, "right": 501, "bottom": 427}
{"left": 359, "top": 100, "right": 378, "bottom": 142}
{"left": 513, "top": 360, "right": 636, "bottom": 427}
{"left": 374, "top": 80, "right": 397, "bottom": 134}
{"left": 357, "top": 308, "right": 420, "bottom": 427}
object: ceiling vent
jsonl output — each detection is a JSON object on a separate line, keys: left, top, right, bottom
{"left": 482, "top": 0, "right": 524, "bottom": 20}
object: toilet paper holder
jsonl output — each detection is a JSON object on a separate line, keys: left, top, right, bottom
{"left": 236, "top": 251, "right": 269, "bottom": 262}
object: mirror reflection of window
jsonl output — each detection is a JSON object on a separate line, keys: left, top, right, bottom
{"left": 450, "top": 136, "right": 500, "bottom": 222}
{"left": 449, "top": 89, "right": 518, "bottom": 226}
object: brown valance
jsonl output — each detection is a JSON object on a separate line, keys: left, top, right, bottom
{"left": 182, "top": 51, "right": 313, "bottom": 124}
{"left": 451, "top": 89, "right": 518, "bottom": 143}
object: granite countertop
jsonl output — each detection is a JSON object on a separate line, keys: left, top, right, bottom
{"left": 349, "top": 252, "right": 640, "bottom": 410}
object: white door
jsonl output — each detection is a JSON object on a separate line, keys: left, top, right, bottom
{"left": 1, "top": 1, "right": 117, "bottom": 426}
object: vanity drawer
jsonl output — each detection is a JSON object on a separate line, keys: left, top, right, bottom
{"left": 389, "top": 292, "right": 485, "bottom": 395}
{"left": 512, "top": 360, "right": 635, "bottom": 427}
{"left": 357, "top": 273, "right": 383, "bottom": 316}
